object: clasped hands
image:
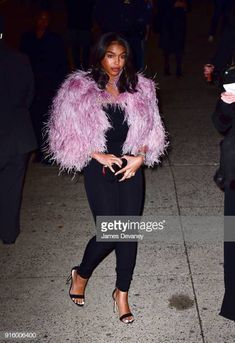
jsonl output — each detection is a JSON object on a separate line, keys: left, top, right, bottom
{"left": 92, "top": 152, "right": 144, "bottom": 182}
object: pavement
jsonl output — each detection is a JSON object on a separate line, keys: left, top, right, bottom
{"left": 1, "top": 1, "right": 235, "bottom": 342}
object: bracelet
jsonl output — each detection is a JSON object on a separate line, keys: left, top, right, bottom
{"left": 137, "top": 152, "right": 145, "bottom": 163}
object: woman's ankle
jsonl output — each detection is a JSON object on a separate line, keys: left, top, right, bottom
{"left": 115, "top": 288, "right": 129, "bottom": 299}
{"left": 115, "top": 286, "right": 129, "bottom": 293}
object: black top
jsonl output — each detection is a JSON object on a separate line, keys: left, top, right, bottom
{"left": 103, "top": 104, "right": 129, "bottom": 157}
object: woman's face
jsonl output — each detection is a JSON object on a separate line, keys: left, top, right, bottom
{"left": 101, "top": 42, "right": 127, "bottom": 79}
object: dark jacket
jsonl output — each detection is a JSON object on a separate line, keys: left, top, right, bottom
{"left": 0, "top": 42, "right": 37, "bottom": 156}
{"left": 156, "top": 0, "right": 191, "bottom": 52}
{"left": 20, "top": 30, "right": 68, "bottom": 95}
{"left": 20, "top": 30, "right": 68, "bottom": 127}
{"left": 212, "top": 99, "right": 235, "bottom": 189}
{"left": 212, "top": 28, "right": 235, "bottom": 73}
{"left": 94, "top": 0, "right": 148, "bottom": 37}
{"left": 211, "top": 11, "right": 235, "bottom": 73}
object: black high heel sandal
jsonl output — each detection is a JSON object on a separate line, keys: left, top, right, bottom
{"left": 112, "top": 289, "right": 134, "bottom": 324}
{"left": 66, "top": 266, "right": 85, "bottom": 307}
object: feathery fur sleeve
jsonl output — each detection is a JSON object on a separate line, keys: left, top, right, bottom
{"left": 120, "top": 76, "right": 168, "bottom": 166}
{"left": 46, "top": 74, "right": 104, "bottom": 172}
{"left": 143, "top": 80, "right": 168, "bottom": 166}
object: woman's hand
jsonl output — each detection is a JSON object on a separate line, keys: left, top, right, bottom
{"left": 115, "top": 155, "right": 144, "bottom": 182}
{"left": 91, "top": 152, "right": 123, "bottom": 173}
{"left": 221, "top": 92, "right": 235, "bottom": 104}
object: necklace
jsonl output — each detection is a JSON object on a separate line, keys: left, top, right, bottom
{"left": 106, "top": 81, "right": 118, "bottom": 90}
{"left": 106, "top": 75, "right": 120, "bottom": 89}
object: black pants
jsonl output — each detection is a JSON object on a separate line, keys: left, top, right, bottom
{"left": 0, "top": 154, "right": 28, "bottom": 243}
{"left": 78, "top": 160, "right": 144, "bottom": 291}
{"left": 219, "top": 187, "right": 235, "bottom": 320}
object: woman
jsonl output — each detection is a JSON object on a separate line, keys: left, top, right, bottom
{"left": 47, "top": 32, "right": 167, "bottom": 324}
{"left": 212, "top": 90, "right": 235, "bottom": 321}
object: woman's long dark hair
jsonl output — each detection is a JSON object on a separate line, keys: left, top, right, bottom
{"left": 87, "top": 32, "right": 138, "bottom": 93}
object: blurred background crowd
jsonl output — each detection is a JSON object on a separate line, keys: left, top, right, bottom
{"left": 1, "top": 0, "right": 235, "bottom": 241}
{"left": 1, "top": 0, "right": 234, "bottom": 166}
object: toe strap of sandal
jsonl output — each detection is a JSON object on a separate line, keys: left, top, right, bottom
{"left": 119, "top": 313, "right": 133, "bottom": 321}
{"left": 70, "top": 294, "right": 85, "bottom": 299}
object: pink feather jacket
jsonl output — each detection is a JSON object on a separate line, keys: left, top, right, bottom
{"left": 47, "top": 70, "right": 168, "bottom": 172}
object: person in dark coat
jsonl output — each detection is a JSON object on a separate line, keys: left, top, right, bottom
{"left": 65, "top": 0, "right": 95, "bottom": 71}
{"left": 94, "top": 0, "right": 149, "bottom": 71}
{"left": 208, "top": 0, "right": 234, "bottom": 42}
{"left": 212, "top": 90, "right": 235, "bottom": 321}
{"left": 0, "top": 17, "right": 37, "bottom": 244}
{"left": 212, "top": 32, "right": 235, "bottom": 75}
{"left": 204, "top": 8, "right": 235, "bottom": 85}
{"left": 20, "top": 9, "right": 68, "bottom": 163}
{"left": 212, "top": 8, "right": 235, "bottom": 71}
{"left": 156, "top": 0, "right": 190, "bottom": 77}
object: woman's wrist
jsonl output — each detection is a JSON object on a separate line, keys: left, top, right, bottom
{"left": 136, "top": 152, "right": 145, "bottom": 164}
{"left": 91, "top": 152, "right": 103, "bottom": 161}
{"left": 137, "top": 151, "right": 145, "bottom": 158}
